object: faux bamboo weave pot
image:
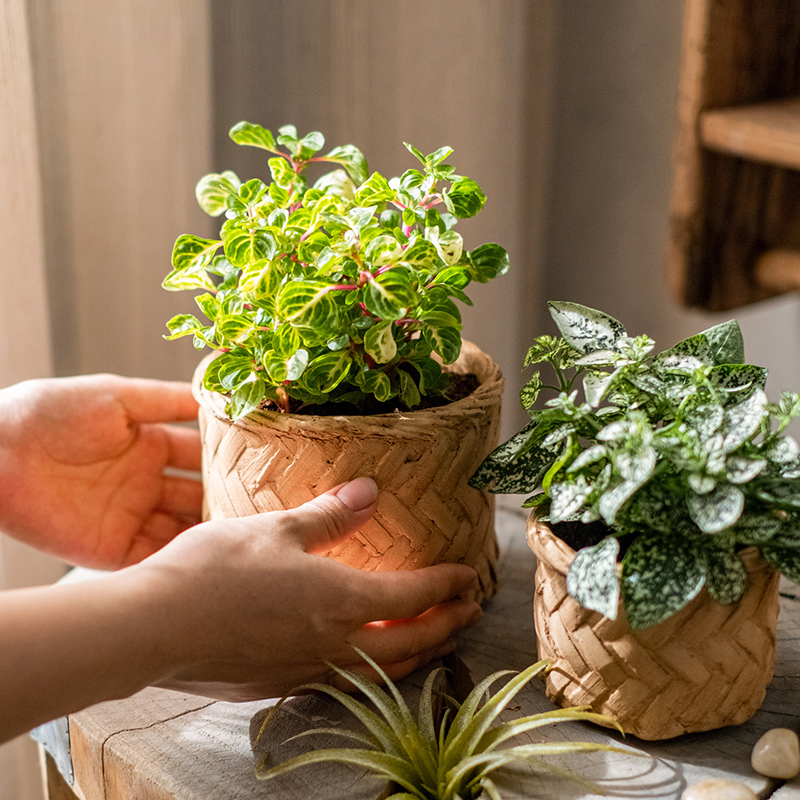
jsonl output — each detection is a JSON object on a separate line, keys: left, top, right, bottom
{"left": 194, "top": 341, "right": 504, "bottom": 602}
{"left": 527, "top": 515, "right": 781, "bottom": 740}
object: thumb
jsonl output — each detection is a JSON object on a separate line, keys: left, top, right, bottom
{"left": 279, "top": 477, "right": 379, "bottom": 554}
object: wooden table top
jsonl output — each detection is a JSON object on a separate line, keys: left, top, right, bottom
{"left": 56, "top": 510, "right": 800, "bottom": 800}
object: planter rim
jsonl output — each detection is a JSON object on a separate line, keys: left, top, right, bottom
{"left": 192, "top": 340, "right": 503, "bottom": 431}
{"left": 526, "top": 513, "right": 770, "bottom": 576}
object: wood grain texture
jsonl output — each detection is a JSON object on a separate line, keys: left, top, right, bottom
{"left": 64, "top": 510, "right": 800, "bottom": 799}
{"left": 701, "top": 98, "right": 800, "bottom": 170}
{"left": 669, "top": 0, "right": 800, "bottom": 312}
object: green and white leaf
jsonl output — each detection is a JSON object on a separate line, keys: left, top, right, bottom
{"left": 721, "top": 389, "right": 767, "bottom": 451}
{"left": 567, "top": 536, "right": 620, "bottom": 619}
{"left": 549, "top": 477, "right": 592, "bottom": 523}
{"left": 700, "top": 319, "right": 745, "bottom": 365}
{"left": 548, "top": 301, "right": 627, "bottom": 354}
{"left": 703, "top": 545, "right": 747, "bottom": 605}
{"left": 687, "top": 483, "right": 744, "bottom": 533}
{"left": 725, "top": 456, "right": 766, "bottom": 484}
{"left": 621, "top": 534, "right": 706, "bottom": 629}
{"left": 278, "top": 281, "right": 339, "bottom": 331}
{"left": 364, "top": 320, "right": 398, "bottom": 363}
{"left": 195, "top": 170, "right": 241, "bottom": 216}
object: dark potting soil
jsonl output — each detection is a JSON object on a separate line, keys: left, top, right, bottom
{"left": 549, "top": 518, "right": 634, "bottom": 560}
{"left": 268, "top": 372, "right": 481, "bottom": 417}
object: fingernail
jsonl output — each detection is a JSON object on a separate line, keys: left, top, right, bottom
{"left": 335, "top": 477, "right": 378, "bottom": 511}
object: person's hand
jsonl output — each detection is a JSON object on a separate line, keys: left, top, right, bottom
{"left": 0, "top": 374, "right": 202, "bottom": 569}
{"left": 129, "top": 478, "right": 483, "bottom": 697}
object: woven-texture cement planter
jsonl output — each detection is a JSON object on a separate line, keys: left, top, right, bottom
{"left": 527, "top": 515, "right": 781, "bottom": 740}
{"left": 194, "top": 342, "right": 503, "bottom": 602}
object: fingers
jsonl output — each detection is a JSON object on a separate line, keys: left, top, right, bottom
{"left": 277, "top": 478, "right": 379, "bottom": 553}
{"left": 113, "top": 377, "right": 199, "bottom": 423}
{"left": 351, "top": 562, "right": 479, "bottom": 624}
{"left": 158, "top": 475, "right": 203, "bottom": 518}
{"left": 162, "top": 425, "right": 202, "bottom": 472}
{"left": 347, "top": 598, "right": 482, "bottom": 666}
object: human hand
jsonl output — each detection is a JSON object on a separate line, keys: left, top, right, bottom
{"left": 130, "top": 478, "right": 482, "bottom": 697}
{"left": 0, "top": 374, "right": 202, "bottom": 569}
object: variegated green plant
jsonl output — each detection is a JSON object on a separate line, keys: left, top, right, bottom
{"left": 163, "top": 122, "right": 508, "bottom": 418}
{"left": 255, "top": 653, "right": 624, "bottom": 799}
{"left": 471, "top": 301, "right": 800, "bottom": 629}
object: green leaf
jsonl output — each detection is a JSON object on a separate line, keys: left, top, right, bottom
{"left": 423, "top": 323, "right": 461, "bottom": 365}
{"left": 567, "top": 536, "right": 620, "bottom": 618}
{"left": 302, "top": 350, "right": 352, "bottom": 394}
{"left": 700, "top": 319, "right": 745, "bottom": 365}
{"left": 401, "top": 238, "right": 440, "bottom": 269}
{"left": 224, "top": 227, "right": 277, "bottom": 268}
{"left": 520, "top": 373, "right": 543, "bottom": 409}
{"left": 468, "top": 243, "right": 510, "bottom": 282}
{"left": 364, "top": 320, "right": 398, "bottom": 363}
{"left": 443, "top": 177, "right": 486, "bottom": 218}
{"left": 365, "top": 235, "right": 403, "bottom": 267}
{"left": 657, "top": 333, "right": 714, "bottom": 368}
{"left": 398, "top": 370, "right": 421, "bottom": 408}
{"left": 708, "top": 364, "right": 768, "bottom": 396}
{"left": 703, "top": 545, "right": 747, "bottom": 605}
{"left": 547, "top": 301, "right": 627, "bottom": 354}
{"left": 227, "top": 377, "right": 267, "bottom": 419}
{"left": 366, "top": 269, "right": 417, "bottom": 320}
{"left": 621, "top": 533, "right": 706, "bottom": 629}
{"left": 763, "top": 544, "right": 800, "bottom": 584}
{"left": 725, "top": 455, "right": 766, "bottom": 484}
{"left": 360, "top": 370, "right": 394, "bottom": 403}
{"left": 195, "top": 171, "right": 240, "bottom": 216}
{"left": 278, "top": 281, "right": 339, "bottom": 331}
{"left": 228, "top": 121, "right": 281, "bottom": 153}
{"left": 268, "top": 156, "right": 296, "bottom": 188}
{"left": 324, "top": 144, "right": 369, "bottom": 184}
{"left": 355, "top": 171, "right": 395, "bottom": 206}
{"left": 164, "top": 314, "right": 204, "bottom": 340}
{"left": 470, "top": 446, "right": 556, "bottom": 494}
{"left": 688, "top": 483, "right": 744, "bottom": 533}
{"left": 170, "top": 234, "right": 221, "bottom": 272}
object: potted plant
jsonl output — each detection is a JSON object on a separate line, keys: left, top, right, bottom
{"left": 471, "top": 301, "right": 800, "bottom": 738}
{"left": 163, "top": 123, "right": 508, "bottom": 600}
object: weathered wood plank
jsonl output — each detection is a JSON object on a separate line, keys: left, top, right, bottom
{"left": 64, "top": 510, "right": 800, "bottom": 799}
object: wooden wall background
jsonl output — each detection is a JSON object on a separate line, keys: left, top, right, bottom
{"left": 3, "top": 2, "right": 800, "bottom": 798}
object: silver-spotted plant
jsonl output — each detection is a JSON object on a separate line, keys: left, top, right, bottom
{"left": 471, "top": 301, "right": 800, "bottom": 628}
{"left": 255, "top": 653, "right": 624, "bottom": 799}
{"left": 163, "top": 122, "right": 508, "bottom": 418}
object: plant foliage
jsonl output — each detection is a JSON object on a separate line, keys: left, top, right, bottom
{"left": 471, "top": 301, "right": 800, "bottom": 628}
{"left": 255, "top": 652, "right": 624, "bottom": 799}
{"left": 163, "top": 123, "right": 508, "bottom": 418}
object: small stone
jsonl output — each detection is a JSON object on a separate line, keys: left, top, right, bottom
{"left": 751, "top": 727, "right": 800, "bottom": 779}
{"left": 681, "top": 779, "right": 757, "bottom": 800}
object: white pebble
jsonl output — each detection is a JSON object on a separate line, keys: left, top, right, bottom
{"left": 751, "top": 727, "right": 800, "bottom": 779}
{"left": 682, "top": 779, "right": 757, "bottom": 800}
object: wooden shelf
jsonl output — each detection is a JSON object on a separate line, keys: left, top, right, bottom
{"left": 701, "top": 98, "right": 800, "bottom": 171}
{"left": 756, "top": 247, "right": 800, "bottom": 292}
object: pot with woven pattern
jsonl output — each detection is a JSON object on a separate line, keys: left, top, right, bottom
{"left": 471, "top": 302, "right": 800, "bottom": 738}
{"left": 194, "top": 341, "right": 503, "bottom": 602}
{"left": 527, "top": 515, "right": 780, "bottom": 740}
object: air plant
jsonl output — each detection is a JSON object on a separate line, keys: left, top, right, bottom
{"left": 255, "top": 652, "right": 626, "bottom": 799}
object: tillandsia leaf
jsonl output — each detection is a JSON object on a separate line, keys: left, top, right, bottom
{"left": 688, "top": 483, "right": 744, "bottom": 533}
{"left": 567, "top": 536, "right": 620, "bottom": 619}
{"left": 700, "top": 318, "right": 745, "bottom": 365}
{"left": 443, "top": 661, "right": 552, "bottom": 768}
{"left": 547, "top": 301, "right": 627, "bottom": 354}
{"left": 702, "top": 543, "right": 747, "bottom": 605}
{"left": 256, "top": 747, "right": 421, "bottom": 793}
{"left": 622, "top": 533, "right": 706, "bottom": 629}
